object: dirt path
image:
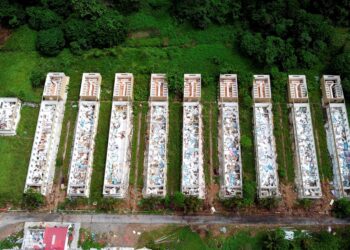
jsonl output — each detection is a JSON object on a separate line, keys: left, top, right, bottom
{"left": 132, "top": 112, "right": 143, "bottom": 211}
{"left": 62, "top": 121, "right": 70, "bottom": 161}
{"left": 277, "top": 104, "right": 289, "bottom": 181}
{"left": 50, "top": 121, "right": 71, "bottom": 211}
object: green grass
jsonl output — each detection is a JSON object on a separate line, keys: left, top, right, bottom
{"left": 129, "top": 103, "right": 148, "bottom": 190}
{"left": 90, "top": 102, "right": 112, "bottom": 201}
{"left": 167, "top": 102, "right": 182, "bottom": 194}
{"left": 137, "top": 226, "right": 208, "bottom": 250}
{"left": 273, "top": 102, "right": 295, "bottom": 183}
{"left": 0, "top": 106, "right": 39, "bottom": 206}
{"left": 202, "top": 102, "right": 212, "bottom": 186}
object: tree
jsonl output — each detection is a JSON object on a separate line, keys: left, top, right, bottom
{"left": 92, "top": 11, "right": 127, "bottom": 48}
{"left": 172, "top": 0, "right": 211, "bottom": 29}
{"left": 0, "top": 0, "right": 26, "bottom": 28}
{"left": 332, "top": 198, "right": 350, "bottom": 218}
{"left": 26, "top": 7, "right": 62, "bottom": 30}
{"left": 63, "top": 18, "right": 93, "bottom": 48}
{"left": 71, "top": 0, "right": 106, "bottom": 20}
{"left": 239, "top": 31, "right": 265, "bottom": 64}
{"left": 40, "top": 0, "right": 72, "bottom": 17}
{"left": 111, "top": 0, "right": 141, "bottom": 14}
{"left": 22, "top": 189, "right": 45, "bottom": 211}
{"left": 36, "top": 28, "right": 65, "bottom": 56}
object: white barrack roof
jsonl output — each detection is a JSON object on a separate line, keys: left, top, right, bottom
{"left": 254, "top": 103, "right": 279, "bottom": 198}
{"left": 103, "top": 102, "right": 133, "bottom": 198}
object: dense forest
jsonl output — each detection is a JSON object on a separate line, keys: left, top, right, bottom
{"left": 0, "top": 0, "right": 349, "bottom": 96}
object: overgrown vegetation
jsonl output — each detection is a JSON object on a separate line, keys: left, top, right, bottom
{"left": 22, "top": 188, "right": 45, "bottom": 210}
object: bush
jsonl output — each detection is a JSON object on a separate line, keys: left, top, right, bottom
{"left": 242, "top": 179, "right": 256, "bottom": 206}
{"left": 297, "top": 198, "right": 312, "bottom": 209}
{"left": 332, "top": 198, "right": 350, "bottom": 218}
{"left": 172, "top": 192, "right": 186, "bottom": 209}
{"left": 96, "top": 198, "right": 120, "bottom": 212}
{"left": 139, "top": 197, "right": 164, "bottom": 211}
{"left": 258, "top": 197, "right": 281, "bottom": 210}
{"left": 36, "top": 28, "right": 65, "bottom": 56}
{"left": 26, "top": 7, "right": 62, "bottom": 30}
{"left": 220, "top": 197, "right": 243, "bottom": 210}
{"left": 22, "top": 188, "right": 45, "bottom": 211}
{"left": 184, "top": 196, "right": 202, "bottom": 214}
{"left": 30, "top": 70, "right": 46, "bottom": 88}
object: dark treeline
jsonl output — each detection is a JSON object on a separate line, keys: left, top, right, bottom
{"left": 173, "top": 0, "right": 350, "bottom": 96}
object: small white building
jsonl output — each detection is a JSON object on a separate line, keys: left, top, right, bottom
{"left": 67, "top": 73, "right": 101, "bottom": 198}
{"left": 182, "top": 74, "right": 205, "bottom": 199}
{"left": 103, "top": 73, "right": 133, "bottom": 198}
{"left": 0, "top": 97, "right": 21, "bottom": 136}
{"left": 143, "top": 74, "right": 169, "bottom": 197}
{"left": 252, "top": 75, "right": 280, "bottom": 198}
{"left": 24, "top": 73, "right": 69, "bottom": 196}
{"left": 218, "top": 74, "right": 243, "bottom": 198}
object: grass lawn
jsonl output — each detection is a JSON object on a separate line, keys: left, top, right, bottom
{"left": 0, "top": 106, "right": 38, "bottom": 206}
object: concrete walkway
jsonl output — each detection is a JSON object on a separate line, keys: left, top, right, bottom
{"left": 0, "top": 212, "right": 349, "bottom": 231}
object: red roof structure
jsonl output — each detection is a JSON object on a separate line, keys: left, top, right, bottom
{"left": 43, "top": 226, "right": 68, "bottom": 250}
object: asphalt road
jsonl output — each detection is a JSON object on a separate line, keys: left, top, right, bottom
{"left": 0, "top": 212, "right": 349, "bottom": 230}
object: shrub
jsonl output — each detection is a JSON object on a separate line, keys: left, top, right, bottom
{"left": 22, "top": 188, "right": 45, "bottom": 211}
{"left": 242, "top": 179, "right": 256, "bottom": 206}
{"left": 220, "top": 197, "right": 243, "bottom": 210}
{"left": 297, "top": 198, "right": 312, "bottom": 209}
{"left": 36, "top": 28, "right": 65, "bottom": 56}
{"left": 26, "top": 7, "right": 62, "bottom": 30}
{"left": 97, "top": 198, "right": 120, "bottom": 212}
{"left": 139, "top": 197, "right": 164, "bottom": 211}
{"left": 173, "top": 192, "right": 186, "bottom": 209}
{"left": 258, "top": 197, "right": 281, "bottom": 209}
{"left": 332, "top": 198, "right": 350, "bottom": 218}
{"left": 184, "top": 196, "right": 202, "bottom": 214}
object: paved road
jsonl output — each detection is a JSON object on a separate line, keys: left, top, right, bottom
{"left": 0, "top": 212, "right": 349, "bottom": 230}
